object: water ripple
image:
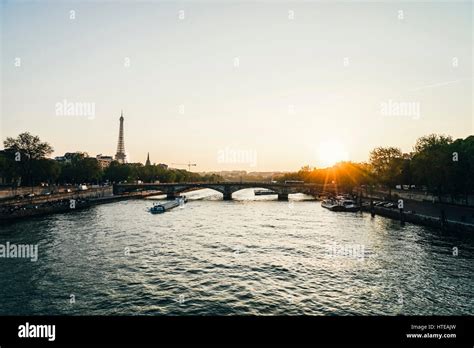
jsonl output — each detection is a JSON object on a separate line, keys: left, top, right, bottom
{"left": 0, "top": 189, "right": 473, "bottom": 315}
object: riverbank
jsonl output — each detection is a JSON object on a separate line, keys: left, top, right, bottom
{"left": 360, "top": 198, "right": 474, "bottom": 233}
{"left": 0, "top": 191, "right": 160, "bottom": 223}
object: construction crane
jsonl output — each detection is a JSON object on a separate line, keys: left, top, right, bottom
{"left": 172, "top": 162, "right": 197, "bottom": 172}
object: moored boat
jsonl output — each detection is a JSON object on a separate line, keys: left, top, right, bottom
{"left": 321, "top": 196, "right": 360, "bottom": 212}
{"left": 321, "top": 198, "right": 343, "bottom": 211}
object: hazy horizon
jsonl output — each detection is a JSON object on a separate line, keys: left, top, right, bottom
{"left": 1, "top": 1, "right": 472, "bottom": 171}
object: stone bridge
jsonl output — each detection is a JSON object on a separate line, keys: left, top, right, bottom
{"left": 113, "top": 182, "right": 337, "bottom": 201}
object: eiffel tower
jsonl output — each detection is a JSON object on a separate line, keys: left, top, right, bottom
{"left": 115, "top": 110, "right": 127, "bottom": 163}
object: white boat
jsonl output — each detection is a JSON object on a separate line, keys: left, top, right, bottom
{"left": 322, "top": 196, "right": 360, "bottom": 212}
{"left": 339, "top": 199, "right": 360, "bottom": 212}
{"left": 321, "top": 198, "right": 343, "bottom": 211}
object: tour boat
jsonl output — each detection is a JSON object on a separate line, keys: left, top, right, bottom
{"left": 149, "top": 196, "right": 186, "bottom": 214}
{"left": 149, "top": 204, "right": 166, "bottom": 214}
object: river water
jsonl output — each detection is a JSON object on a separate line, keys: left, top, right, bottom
{"left": 0, "top": 189, "right": 472, "bottom": 315}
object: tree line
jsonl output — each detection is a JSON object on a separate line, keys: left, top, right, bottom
{"left": 0, "top": 132, "right": 222, "bottom": 186}
{"left": 1, "top": 132, "right": 473, "bottom": 199}
{"left": 277, "top": 134, "right": 474, "bottom": 200}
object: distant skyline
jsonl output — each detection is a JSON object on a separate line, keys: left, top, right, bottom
{"left": 1, "top": 1, "right": 472, "bottom": 171}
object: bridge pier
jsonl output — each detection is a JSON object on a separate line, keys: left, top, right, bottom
{"left": 165, "top": 187, "right": 178, "bottom": 200}
{"left": 222, "top": 186, "right": 233, "bottom": 200}
{"left": 278, "top": 193, "right": 289, "bottom": 201}
{"left": 113, "top": 185, "right": 122, "bottom": 195}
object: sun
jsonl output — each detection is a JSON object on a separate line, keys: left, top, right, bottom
{"left": 317, "top": 140, "right": 349, "bottom": 167}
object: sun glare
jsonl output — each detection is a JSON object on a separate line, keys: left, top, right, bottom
{"left": 317, "top": 140, "right": 349, "bottom": 167}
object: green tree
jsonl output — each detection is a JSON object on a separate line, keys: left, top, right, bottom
{"left": 411, "top": 134, "right": 453, "bottom": 198}
{"left": 3, "top": 132, "right": 54, "bottom": 187}
{"left": 104, "top": 161, "right": 132, "bottom": 183}
{"left": 32, "top": 159, "right": 61, "bottom": 185}
{"left": 4, "top": 132, "right": 54, "bottom": 160}
{"left": 77, "top": 158, "right": 102, "bottom": 183}
{"left": 0, "top": 151, "right": 22, "bottom": 186}
{"left": 369, "top": 146, "right": 403, "bottom": 196}
{"left": 443, "top": 136, "right": 474, "bottom": 203}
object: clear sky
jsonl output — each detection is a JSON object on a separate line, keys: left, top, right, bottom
{"left": 1, "top": 0, "right": 472, "bottom": 171}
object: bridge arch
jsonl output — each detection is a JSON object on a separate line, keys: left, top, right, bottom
{"left": 228, "top": 186, "right": 288, "bottom": 201}
{"left": 173, "top": 184, "right": 226, "bottom": 196}
{"left": 114, "top": 182, "right": 329, "bottom": 201}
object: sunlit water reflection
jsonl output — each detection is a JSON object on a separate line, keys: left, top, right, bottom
{"left": 0, "top": 188, "right": 473, "bottom": 315}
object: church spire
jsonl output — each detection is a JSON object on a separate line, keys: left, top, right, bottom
{"left": 145, "top": 152, "right": 151, "bottom": 166}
